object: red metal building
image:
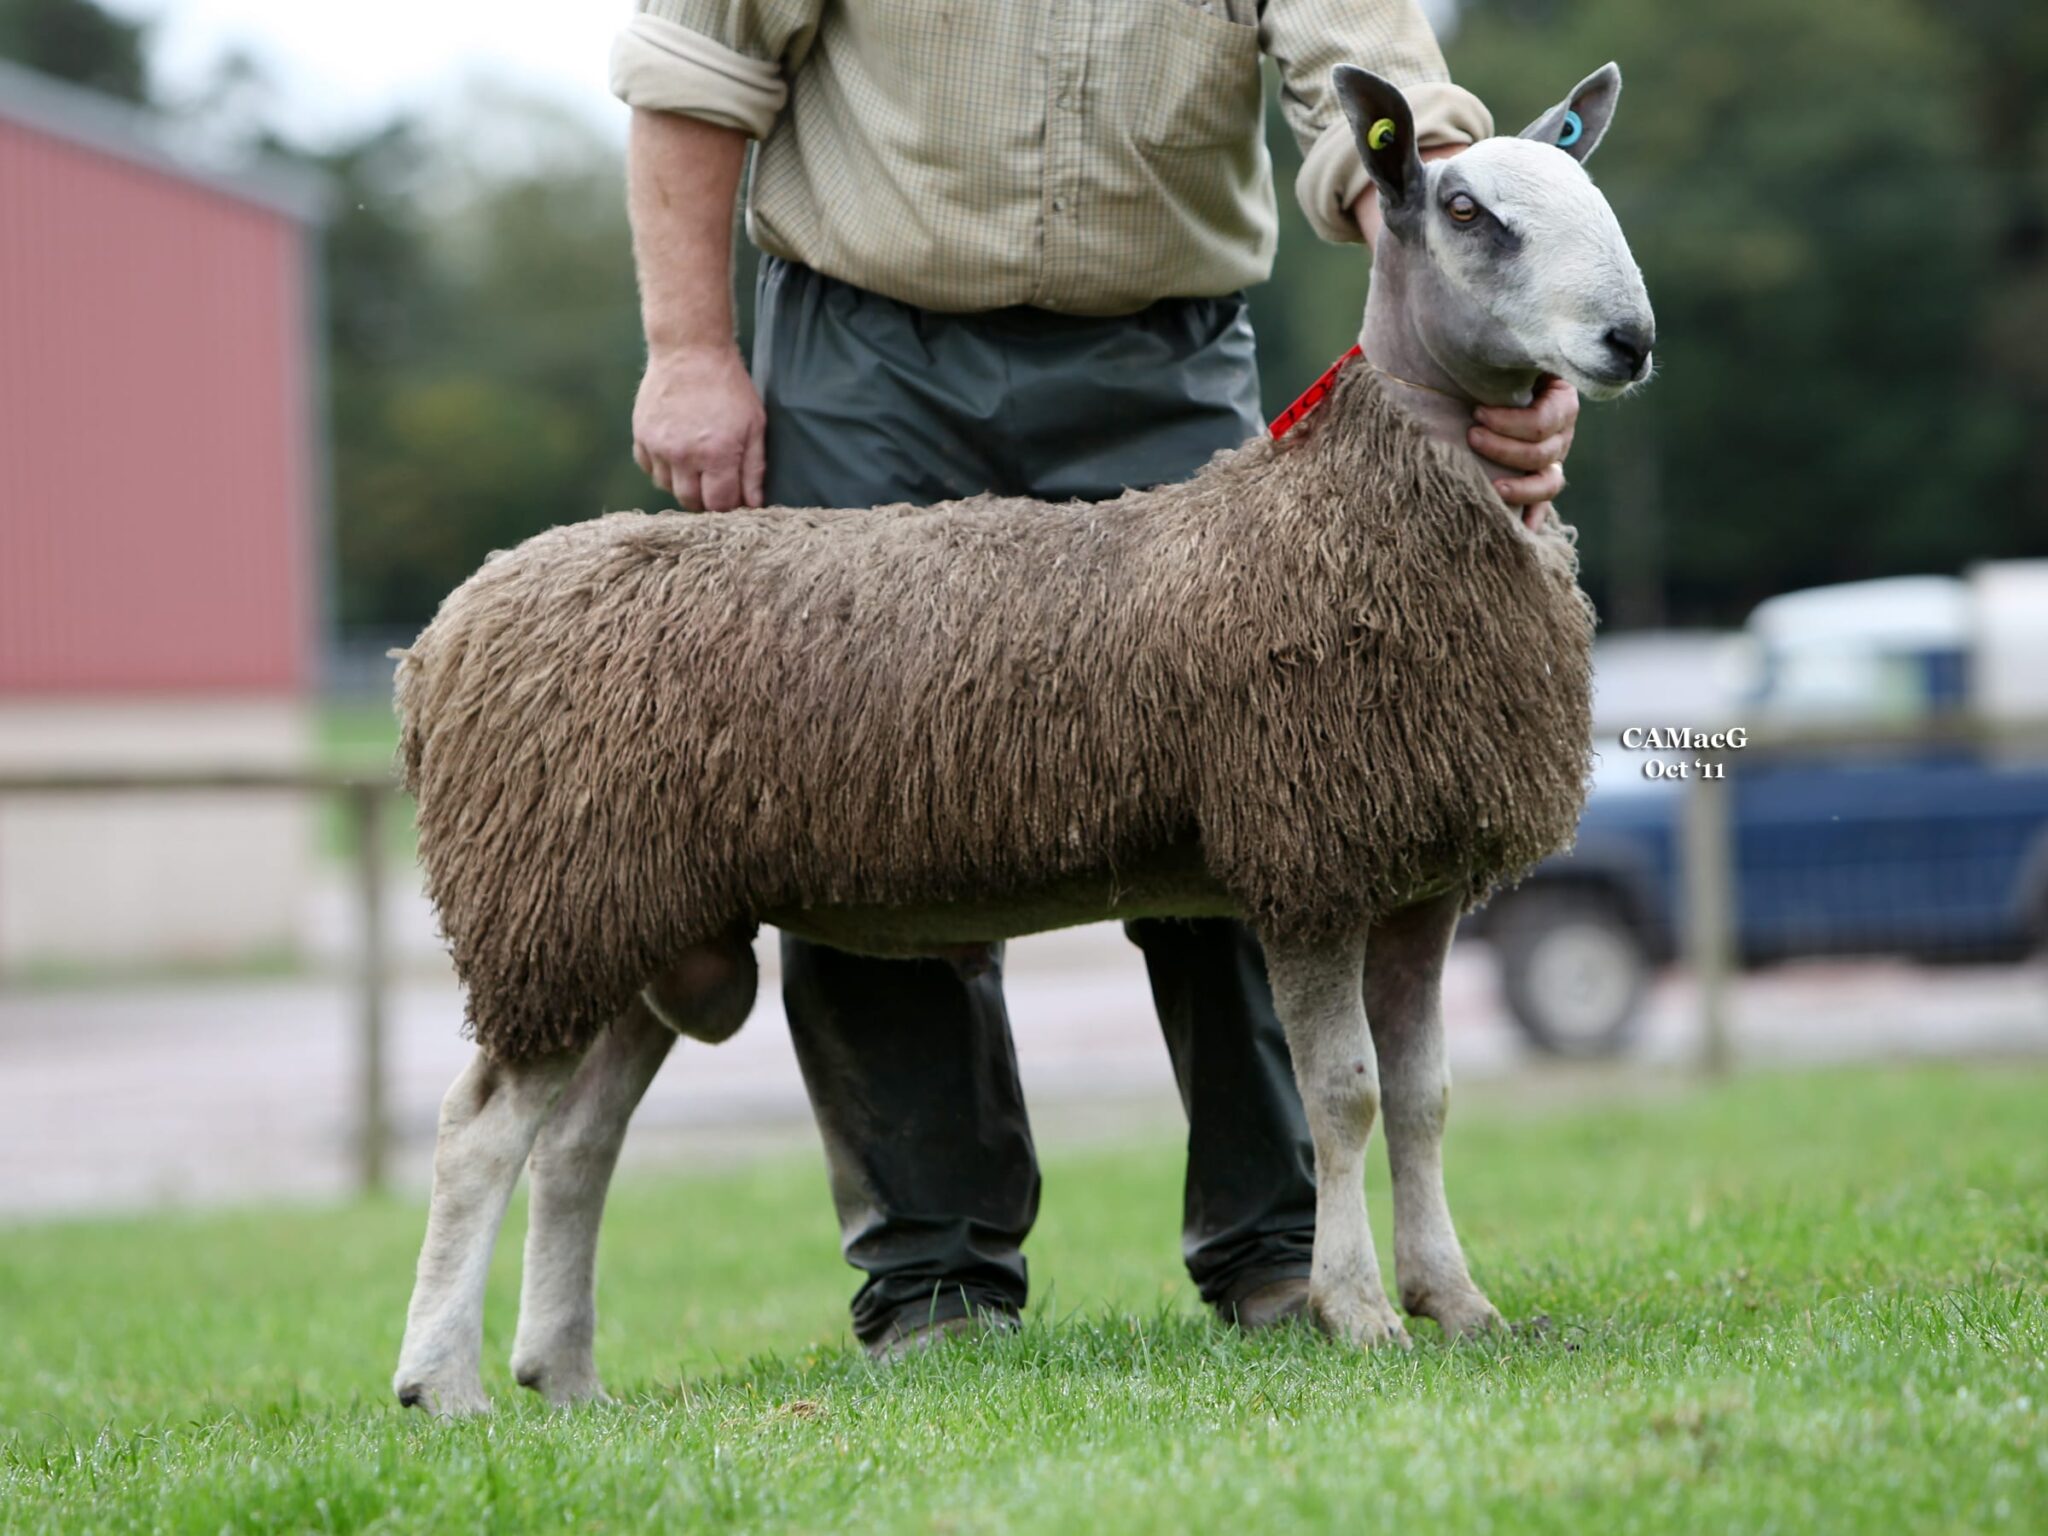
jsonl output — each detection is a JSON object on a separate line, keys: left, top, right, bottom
{"left": 0, "top": 59, "right": 330, "bottom": 966}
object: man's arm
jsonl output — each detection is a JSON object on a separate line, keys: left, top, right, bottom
{"left": 612, "top": 0, "right": 819, "bottom": 512}
{"left": 1261, "top": 0, "right": 1490, "bottom": 244}
{"left": 627, "top": 107, "right": 764, "bottom": 512}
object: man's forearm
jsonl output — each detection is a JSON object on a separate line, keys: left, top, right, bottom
{"left": 628, "top": 107, "right": 749, "bottom": 355}
{"left": 626, "top": 108, "right": 767, "bottom": 512}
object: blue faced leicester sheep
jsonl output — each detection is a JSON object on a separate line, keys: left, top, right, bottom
{"left": 393, "top": 63, "right": 1653, "bottom": 1415}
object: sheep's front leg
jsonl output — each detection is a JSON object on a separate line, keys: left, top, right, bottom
{"left": 1262, "top": 928, "right": 1408, "bottom": 1348}
{"left": 1366, "top": 892, "right": 1501, "bottom": 1339}
{"left": 394, "top": 1046, "right": 581, "bottom": 1416}
{"left": 509, "top": 999, "right": 678, "bottom": 1406}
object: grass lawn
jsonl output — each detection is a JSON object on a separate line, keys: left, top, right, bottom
{"left": 3, "top": 1066, "right": 2043, "bottom": 1533}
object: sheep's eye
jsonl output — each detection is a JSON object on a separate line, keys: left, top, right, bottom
{"left": 1447, "top": 193, "right": 1479, "bottom": 224}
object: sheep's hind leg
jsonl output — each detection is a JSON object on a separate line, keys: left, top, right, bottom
{"left": 510, "top": 936, "right": 755, "bottom": 1405}
{"left": 507, "top": 1000, "right": 675, "bottom": 1404}
{"left": 393, "top": 1045, "right": 582, "bottom": 1416}
{"left": 1262, "top": 927, "right": 1408, "bottom": 1348}
{"left": 1366, "top": 892, "right": 1502, "bottom": 1340}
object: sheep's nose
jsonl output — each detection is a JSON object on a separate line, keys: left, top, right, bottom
{"left": 1602, "top": 322, "right": 1655, "bottom": 378}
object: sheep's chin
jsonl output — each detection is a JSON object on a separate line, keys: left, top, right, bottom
{"left": 1558, "top": 355, "right": 1653, "bottom": 402}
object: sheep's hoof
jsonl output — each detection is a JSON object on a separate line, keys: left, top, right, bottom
{"left": 1403, "top": 1284, "right": 1504, "bottom": 1341}
{"left": 1309, "top": 1286, "right": 1412, "bottom": 1349}
{"left": 512, "top": 1354, "right": 610, "bottom": 1408}
{"left": 393, "top": 1373, "right": 492, "bottom": 1417}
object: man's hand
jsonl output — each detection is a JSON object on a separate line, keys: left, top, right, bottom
{"left": 633, "top": 345, "right": 767, "bottom": 512}
{"left": 1472, "top": 377, "right": 1577, "bottom": 530}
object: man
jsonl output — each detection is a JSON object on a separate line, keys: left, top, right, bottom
{"left": 611, "top": 0, "right": 1578, "bottom": 1355}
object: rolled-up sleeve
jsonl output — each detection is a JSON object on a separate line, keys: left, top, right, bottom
{"left": 609, "top": 0, "right": 824, "bottom": 139}
{"left": 1262, "top": 0, "right": 1494, "bottom": 244}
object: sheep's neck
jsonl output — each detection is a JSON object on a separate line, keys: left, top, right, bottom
{"left": 1360, "top": 254, "right": 1540, "bottom": 485}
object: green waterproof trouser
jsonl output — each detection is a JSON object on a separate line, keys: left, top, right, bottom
{"left": 753, "top": 255, "right": 1317, "bottom": 1343}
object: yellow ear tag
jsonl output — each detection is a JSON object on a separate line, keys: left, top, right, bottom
{"left": 1367, "top": 118, "right": 1397, "bottom": 151}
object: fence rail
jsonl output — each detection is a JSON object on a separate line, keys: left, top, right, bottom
{"left": 0, "top": 767, "right": 402, "bottom": 1193}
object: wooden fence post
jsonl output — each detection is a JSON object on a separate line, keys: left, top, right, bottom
{"left": 352, "top": 783, "right": 389, "bottom": 1194}
{"left": 1682, "top": 760, "right": 1736, "bottom": 1077}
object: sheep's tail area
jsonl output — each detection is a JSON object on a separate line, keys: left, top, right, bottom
{"left": 391, "top": 644, "right": 426, "bottom": 800}
{"left": 388, "top": 600, "right": 686, "bottom": 1064}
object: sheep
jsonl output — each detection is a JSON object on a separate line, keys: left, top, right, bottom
{"left": 392, "top": 63, "right": 1655, "bottom": 1415}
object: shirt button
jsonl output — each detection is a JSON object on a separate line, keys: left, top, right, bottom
{"left": 1052, "top": 197, "right": 1067, "bottom": 212}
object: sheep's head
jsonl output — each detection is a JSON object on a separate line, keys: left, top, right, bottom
{"left": 1339, "top": 63, "right": 1655, "bottom": 404}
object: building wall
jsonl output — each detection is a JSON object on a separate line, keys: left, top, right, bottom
{"left": 0, "top": 114, "right": 313, "bottom": 693}
{"left": 0, "top": 99, "right": 321, "bottom": 969}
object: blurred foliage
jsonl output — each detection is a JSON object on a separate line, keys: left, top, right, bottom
{"left": 314, "top": 98, "right": 652, "bottom": 628}
{"left": 0, "top": 0, "right": 146, "bottom": 103}
{"left": 4, "top": 0, "right": 2043, "bottom": 632}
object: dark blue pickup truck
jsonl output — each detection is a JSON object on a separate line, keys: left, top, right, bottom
{"left": 1471, "top": 574, "right": 2048, "bottom": 1054}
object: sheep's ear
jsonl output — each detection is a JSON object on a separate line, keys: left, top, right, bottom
{"left": 1333, "top": 66, "right": 1424, "bottom": 225}
{"left": 1518, "top": 63, "right": 1621, "bottom": 164}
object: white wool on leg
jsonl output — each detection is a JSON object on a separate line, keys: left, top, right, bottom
{"left": 1365, "top": 892, "right": 1502, "bottom": 1338}
{"left": 393, "top": 1047, "right": 581, "bottom": 1416}
{"left": 510, "top": 1000, "right": 677, "bottom": 1405}
{"left": 1263, "top": 928, "right": 1408, "bottom": 1348}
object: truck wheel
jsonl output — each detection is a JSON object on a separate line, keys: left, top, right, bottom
{"left": 1493, "top": 891, "right": 1649, "bottom": 1057}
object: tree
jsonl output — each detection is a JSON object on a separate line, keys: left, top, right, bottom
{"left": 0, "top": 0, "right": 148, "bottom": 103}
{"left": 322, "top": 95, "right": 649, "bottom": 631}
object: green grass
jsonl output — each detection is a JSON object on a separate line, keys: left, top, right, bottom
{"left": 3, "top": 1067, "right": 2043, "bottom": 1533}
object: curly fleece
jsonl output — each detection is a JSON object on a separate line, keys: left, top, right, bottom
{"left": 396, "top": 365, "right": 1596, "bottom": 1061}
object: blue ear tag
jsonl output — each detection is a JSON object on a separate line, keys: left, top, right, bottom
{"left": 1557, "top": 109, "right": 1583, "bottom": 148}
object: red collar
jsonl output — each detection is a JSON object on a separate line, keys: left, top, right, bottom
{"left": 1267, "top": 344, "right": 1363, "bottom": 439}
